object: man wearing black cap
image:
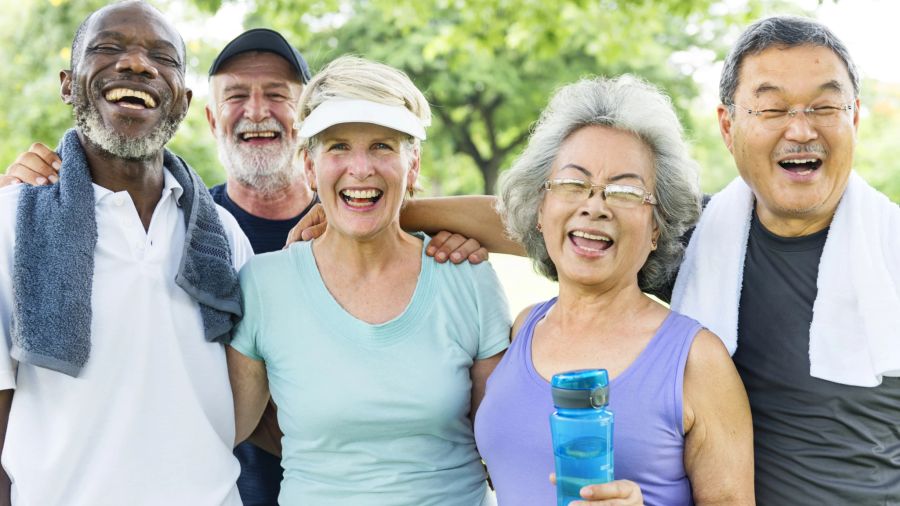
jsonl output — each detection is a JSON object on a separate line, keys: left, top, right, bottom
{"left": 205, "top": 28, "right": 316, "bottom": 506}
{"left": 206, "top": 28, "right": 317, "bottom": 256}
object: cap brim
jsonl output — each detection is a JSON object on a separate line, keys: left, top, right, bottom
{"left": 298, "top": 99, "right": 426, "bottom": 140}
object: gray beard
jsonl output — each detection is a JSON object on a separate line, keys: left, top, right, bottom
{"left": 72, "top": 79, "right": 184, "bottom": 161}
{"left": 215, "top": 127, "right": 300, "bottom": 197}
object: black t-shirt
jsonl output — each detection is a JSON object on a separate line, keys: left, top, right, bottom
{"left": 210, "top": 183, "right": 318, "bottom": 254}
{"left": 733, "top": 213, "right": 900, "bottom": 505}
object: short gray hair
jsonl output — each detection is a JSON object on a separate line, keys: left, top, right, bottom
{"left": 498, "top": 75, "right": 701, "bottom": 291}
{"left": 720, "top": 15, "right": 860, "bottom": 106}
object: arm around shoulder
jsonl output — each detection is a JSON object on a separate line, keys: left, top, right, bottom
{"left": 401, "top": 196, "right": 524, "bottom": 255}
{"left": 682, "top": 329, "right": 754, "bottom": 505}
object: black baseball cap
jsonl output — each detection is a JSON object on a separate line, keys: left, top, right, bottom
{"left": 208, "top": 28, "right": 312, "bottom": 83}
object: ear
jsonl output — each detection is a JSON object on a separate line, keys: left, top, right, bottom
{"left": 716, "top": 104, "right": 735, "bottom": 154}
{"left": 406, "top": 146, "right": 421, "bottom": 189}
{"left": 303, "top": 149, "right": 318, "bottom": 191}
{"left": 205, "top": 104, "right": 217, "bottom": 136}
{"left": 537, "top": 200, "right": 545, "bottom": 231}
{"left": 185, "top": 87, "right": 193, "bottom": 110}
{"left": 852, "top": 97, "right": 861, "bottom": 133}
{"left": 60, "top": 70, "right": 73, "bottom": 105}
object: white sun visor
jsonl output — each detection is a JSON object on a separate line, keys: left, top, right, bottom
{"left": 297, "top": 99, "right": 427, "bottom": 140}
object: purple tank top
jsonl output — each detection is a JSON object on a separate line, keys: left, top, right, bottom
{"left": 474, "top": 298, "right": 701, "bottom": 506}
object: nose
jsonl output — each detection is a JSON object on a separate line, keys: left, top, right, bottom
{"left": 581, "top": 187, "right": 612, "bottom": 220}
{"left": 115, "top": 49, "right": 159, "bottom": 79}
{"left": 347, "top": 150, "right": 374, "bottom": 180}
{"left": 244, "top": 90, "right": 270, "bottom": 123}
{"left": 782, "top": 111, "right": 819, "bottom": 144}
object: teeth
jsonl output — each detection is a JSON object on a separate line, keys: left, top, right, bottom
{"left": 781, "top": 158, "right": 818, "bottom": 165}
{"left": 342, "top": 189, "right": 381, "bottom": 199}
{"left": 104, "top": 88, "right": 156, "bottom": 108}
{"left": 571, "top": 230, "right": 611, "bottom": 242}
{"left": 241, "top": 131, "right": 277, "bottom": 139}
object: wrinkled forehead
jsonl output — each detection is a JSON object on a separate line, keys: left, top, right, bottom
{"left": 736, "top": 44, "right": 854, "bottom": 101}
{"left": 86, "top": 2, "right": 184, "bottom": 59}
{"left": 213, "top": 52, "right": 300, "bottom": 85}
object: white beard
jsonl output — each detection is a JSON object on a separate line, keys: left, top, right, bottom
{"left": 215, "top": 118, "right": 301, "bottom": 197}
{"left": 73, "top": 80, "right": 183, "bottom": 161}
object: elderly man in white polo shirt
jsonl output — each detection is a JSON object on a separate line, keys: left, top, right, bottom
{"left": 0, "top": 3, "right": 252, "bottom": 505}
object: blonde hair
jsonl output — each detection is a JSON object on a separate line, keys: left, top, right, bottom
{"left": 298, "top": 55, "right": 431, "bottom": 150}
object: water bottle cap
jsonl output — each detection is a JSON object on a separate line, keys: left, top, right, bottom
{"left": 551, "top": 369, "right": 610, "bottom": 409}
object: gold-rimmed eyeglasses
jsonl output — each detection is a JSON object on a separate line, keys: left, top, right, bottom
{"left": 542, "top": 178, "right": 657, "bottom": 208}
{"left": 730, "top": 102, "right": 854, "bottom": 130}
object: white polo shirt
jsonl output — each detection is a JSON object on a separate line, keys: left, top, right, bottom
{"left": 0, "top": 169, "right": 252, "bottom": 506}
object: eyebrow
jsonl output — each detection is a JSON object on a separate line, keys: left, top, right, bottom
{"left": 753, "top": 83, "right": 782, "bottom": 97}
{"left": 221, "top": 82, "right": 293, "bottom": 93}
{"left": 558, "top": 164, "right": 647, "bottom": 184}
{"left": 88, "top": 31, "right": 182, "bottom": 62}
{"left": 819, "top": 80, "right": 847, "bottom": 94}
{"left": 321, "top": 135, "right": 401, "bottom": 144}
{"left": 753, "top": 80, "right": 848, "bottom": 98}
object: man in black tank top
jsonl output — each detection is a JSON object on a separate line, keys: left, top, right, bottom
{"left": 679, "top": 16, "right": 900, "bottom": 505}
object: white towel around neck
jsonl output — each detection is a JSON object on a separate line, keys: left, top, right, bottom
{"left": 671, "top": 173, "right": 900, "bottom": 387}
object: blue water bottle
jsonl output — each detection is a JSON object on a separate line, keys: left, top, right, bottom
{"left": 549, "top": 369, "right": 614, "bottom": 506}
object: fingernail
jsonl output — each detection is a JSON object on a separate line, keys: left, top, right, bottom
{"left": 436, "top": 252, "right": 447, "bottom": 262}
{"left": 48, "top": 175, "right": 59, "bottom": 184}
{"left": 36, "top": 177, "right": 48, "bottom": 185}
{"left": 426, "top": 246, "right": 435, "bottom": 256}
{"left": 451, "top": 252, "right": 462, "bottom": 262}
{"left": 52, "top": 161, "right": 61, "bottom": 170}
{"left": 581, "top": 487, "right": 593, "bottom": 499}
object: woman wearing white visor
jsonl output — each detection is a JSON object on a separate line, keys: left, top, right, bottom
{"left": 226, "top": 55, "right": 510, "bottom": 505}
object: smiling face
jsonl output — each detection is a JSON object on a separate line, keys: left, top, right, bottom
{"left": 63, "top": 2, "right": 191, "bottom": 161}
{"left": 718, "top": 44, "right": 859, "bottom": 236}
{"left": 305, "top": 122, "right": 419, "bottom": 241}
{"left": 539, "top": 125, "right": 658, "bottom": 290}
{"left": 207, "top": 51, "right": 303, "bottom": 194}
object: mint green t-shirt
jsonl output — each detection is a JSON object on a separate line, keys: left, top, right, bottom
{"left": 231, "top": 235, "right": 511, "bottom": 505}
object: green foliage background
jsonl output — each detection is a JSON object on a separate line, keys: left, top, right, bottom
{"left": 1, "top": 0, "right": 897, "bottom": 203}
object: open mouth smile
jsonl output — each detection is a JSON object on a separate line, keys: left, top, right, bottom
{"left": 340, "top": 188, "right": 383, "bottom": 208}
{"left": 104, "top": 87, "right": 158, "bottom": 109}
{"left": 239, "top": 130, "right": 280, "bottom": 142}
{"left": 778, "top": 157, "right": 822, "bottom": 176}
{"left": 569, "top": 229, "right": 614, "bottom": 253}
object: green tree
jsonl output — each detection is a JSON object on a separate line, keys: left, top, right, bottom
{"left": 6, "top": 0, "right": 896, "bottom": 203}
{"left": 196, "top": 0, "right": 770, "bottom": 194}
{"left": 853, "top": 79, "right": 900, "bottom": 202}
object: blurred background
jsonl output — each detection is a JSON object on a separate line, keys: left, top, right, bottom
{"left": 1, "top": 0, "right": 896, "bottom": 311}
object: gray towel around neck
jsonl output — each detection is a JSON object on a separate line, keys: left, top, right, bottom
{"left": 12, "top": 129, "right": 242, "bottom": 377}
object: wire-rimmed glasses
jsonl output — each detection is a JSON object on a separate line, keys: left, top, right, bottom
{"left": 542, "top": 178, "right": 657, "bottom": 208}
{"left": 730, "top": 102, "right": 854, "bottom": 130}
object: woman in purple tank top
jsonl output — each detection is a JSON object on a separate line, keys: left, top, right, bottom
{"left": 474, "top": 76, "right": 754, "bottom": 505}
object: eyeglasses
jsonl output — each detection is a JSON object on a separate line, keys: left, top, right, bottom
{"left": 542, "top": 178, "right": 657, "bottom": 208}
{"left": 730, "top": 102, "right": 854, "bottom": 130}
